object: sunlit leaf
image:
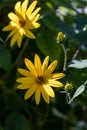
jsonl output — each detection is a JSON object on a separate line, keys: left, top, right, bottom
{"left": 69, "top": 82, "right": 86, "bottom": 104}
{"left": 68, "top": 59, "right": 87, "bottom": 69}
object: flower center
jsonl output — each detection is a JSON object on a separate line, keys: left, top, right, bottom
{"left": 36, "top": 76, "right": 46, "bottom": 85}
{"left": 19, "top": 20, "right": 26, "bottom": 27}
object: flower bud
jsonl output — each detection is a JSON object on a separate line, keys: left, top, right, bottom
{"left": 57, "top": 32, "right": 65, "bottom": 43}
{"left": 65, "top": 82, "right": 73, "bottom": 91}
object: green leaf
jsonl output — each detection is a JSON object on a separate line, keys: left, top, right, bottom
{"left": 68, "top": 59, "right": 87, "bottom": 69}
{"left": 36, "top": 28, "right": 64, "bottom": 69}
{"left": 0, "top": 46, "right": 11, "bottom": 71}
{"left": 69, "top": 82, "right": 86, "bottom": 104}
{"left": 5, "top": 112, "right": 32, "bottom": 130}
{"left": 42, "top": 12, "right": 75, "bottom": 36}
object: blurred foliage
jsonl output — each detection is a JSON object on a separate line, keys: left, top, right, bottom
{"left": 0, "top": 0, "right": 87, "bottom": 130}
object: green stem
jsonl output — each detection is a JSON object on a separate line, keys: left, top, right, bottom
{"left": 11, "top": 39, "right": 29, "bottom": 70}
{"left": 4, "top": 39, "right": 29, "bottom": 78}
{"left": 61, "top": 44, "right": 67, "bottom": 71}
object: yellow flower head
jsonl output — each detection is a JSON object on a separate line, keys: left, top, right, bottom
{"left": 57, "top": 32, "right": 65, "bottom": 43}
{"left": 16, "top": 54, "right": 65, "bottom": 105}
{"left": 2, "top": 0, "right": 41, "bottom": 47}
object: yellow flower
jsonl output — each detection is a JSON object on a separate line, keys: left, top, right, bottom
{"left": 16, "top": 54, "right": 65, "bottom": 105}
{"left": 2, "top": 0, "right": 41, "bottom": 47}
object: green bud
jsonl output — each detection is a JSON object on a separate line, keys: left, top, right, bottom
{"left": 65, "top": 82, "right": 73, "bottom": 91}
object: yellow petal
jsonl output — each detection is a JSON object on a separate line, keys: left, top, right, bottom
{"left": 33, "top": 14, "right": 40, "bottom": 22}
{"left": 24, "top": 58, "right": 37, "bottom": 76}
{"left": 8, "top": 12, "right": 19, "bottom": 22}
{"left": 17, "top": 83, "right": 30, "bottom": 89}
{"left": 32, "top": 22, "right": 40, "bottom": 28}
{"left": 42, "top": 88, "right": 50, "bottom": 104}
{"left": 10, "top": 21, "right": 17, "bottom": 27}
{"left": 17, "top": 32, "right": 22, "bottom": 47}
{"left": 10, "top": 33, "right": 18, "bottom": 47}
{"left": 44, "top": 60, "right": 57, "bottom": 77}
{"left": 15, "top": 1, "right": 22, "bottom": 15}
{"left": 26, "top": 1, "right": 37, "bottom": 15}
{"left": 21, "top": 0, "right": 28, "bottom": 18}
{"left": 19, "top": 28, "right": 24, "bottom": 35}
{"left": 25, "top": 22, "right": 35, "bottom": 29}
{"left": 18, "top": 68, "right": 31, "bottom": 76}
{"left": 52, "top": 73, "right": 65, "bottom": 80}
{"left": 2, "top": 25, "right": 13, "bottom": 31}
{"left": 43, "top": 84, "right": 55, "bottom": 98}
{"left": 25, "top": 21, "right": 40, "bottom": 29}
{"left": 6, "top": 29, "right": 17, "bottom": 41}
{"left": 42, "top": 56, "right": 49, "bottom": 73}
{"left": 35, "top": 87, "right": 41, "bottom": 105}
{"left": 47, "top": 60, "right": 57, "bottom": 73}
{"left": 22, "top": 0, "right": 28, "bottom": 12}
{"left": 24, "top": 27, "right": 36, "bottom": 39}
{"left": 29, "top": 7, "right": 41, "bottom": 20}
{"left": 48, "top": 80, "right": 64, "bottom": 87}
{"left": 24, "top": 83, "right": 38, "bottom": 100}
{"left": 34, "top": 54, "right": 42, "bottom": 75}
{"left": 16, "top": 77, "right": 34, "bottom": 84}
